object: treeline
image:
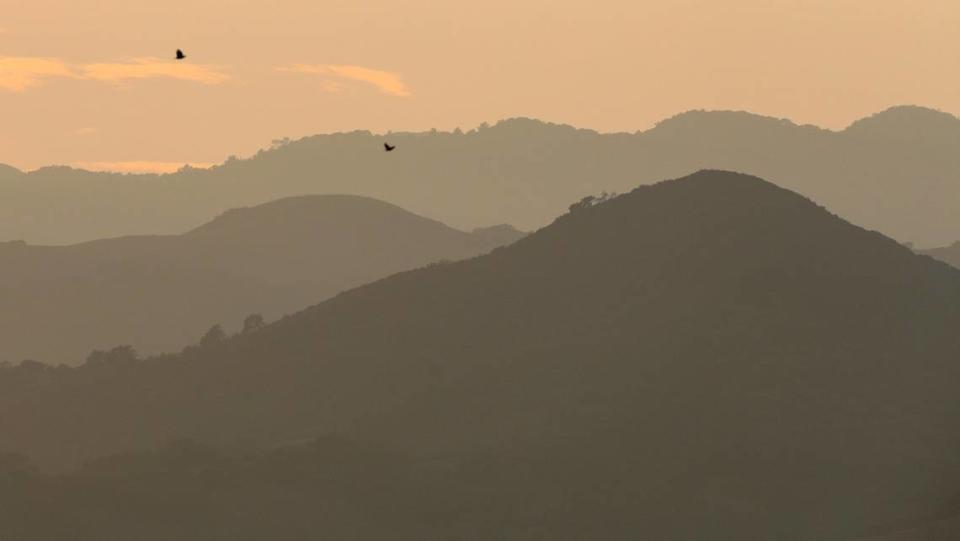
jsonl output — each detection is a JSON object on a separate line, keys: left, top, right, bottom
{"left": 0, "top": 313, "right": 268, "bottom": 377}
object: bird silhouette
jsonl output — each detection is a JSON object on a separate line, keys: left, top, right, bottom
{"left": 176, "top": 49, "right": 186, "bottom": 60}
{"left": 384, "top": 143, "right": 396, "bottom": 152}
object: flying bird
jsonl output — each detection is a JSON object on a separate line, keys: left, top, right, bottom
{"left": 176, "top": 49, "right": 186, "bottom": 60}
{"left": 384, "top": 143, "right": 396, "bottom": 152}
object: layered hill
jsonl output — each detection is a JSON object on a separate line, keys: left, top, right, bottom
{"left": 0, "top": 195, "right": 523, "bottom": 365}
{"left": 3, "top": 170, "right": 960, "bottom": 539}
{"left": 921, "top": 242, "right": 960, "bottom": 270}
{"left": 2, "top": 106, "right": 960, "bottom": 246}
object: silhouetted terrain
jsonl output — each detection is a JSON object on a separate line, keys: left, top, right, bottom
{"left": 3, "top": 171, "right": 960, "bottom": 540}
{"left": 5, "top": 438, "right": 957, "bottom": 541}
{"left": 921, "top": 242, "right": 960, "bottom": 270}
{"left": 0, "top": 195, "right": 523, "bottom": 365}
{"left": 2, "top": 106, "right": 959, "bottom": 246}
{"left": 858, "top": 515, "right": 960, "bottom": 541}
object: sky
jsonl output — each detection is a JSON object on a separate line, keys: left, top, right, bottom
{"left": 1, "top": 0, "right": 958, "bottom": 172}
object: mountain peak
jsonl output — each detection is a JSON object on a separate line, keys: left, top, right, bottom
{"left": 566, "top": 169, "right": 820, "bottom": 223}
{"left": 0, "top": 163, "right": 24, "bottom": 179}
{"left": 844, "top": 105, "right": 960, "bottom": 137}
{"left": 492, "top": 117, "right": 563, "bottom": 129}
{"left": 488, "top": 117, "right": 595, "bottom": 136}
{"left": 187, "top": 194, "right": 448, "bottom": 239}
{"left": 652, "top": 109, "right": 800, "bottom": 130}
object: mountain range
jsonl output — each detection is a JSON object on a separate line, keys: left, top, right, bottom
{"left": 0, "top": 195, "right": 523, "bottom": 365}
{"left": 2, "top": 105, "right": 960, "bottom": 247}
{"left": 3, "top": 170, "right": 960, "bottom": 540}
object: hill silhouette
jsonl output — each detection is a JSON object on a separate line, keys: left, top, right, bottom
{"left": 921, "top": 241, "right": 960, "bottom": 270}
{"left": 2, "top": 106, "right": 959, "bottom": 246}
{"left": 3, "top": 171, "right": 960, "bottom": 539}
{"left": 0, "top": 195, "right": 523, "bottom": 365}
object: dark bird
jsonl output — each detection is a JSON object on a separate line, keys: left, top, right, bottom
{"left": 176, "top": 49, "right": 186, "bottom": 60}
{"left": 384, "top": 143, "right": 396, "bottom": 152}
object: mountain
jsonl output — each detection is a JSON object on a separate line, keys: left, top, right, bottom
{"left": 3, "top": 171, "right": 960, "bottom": 540}
{"left": 845, "top": 105, "right": 960, "bottom": 141}
{"left": 5, "top": 437, "right": 960, "bottom": 541}
{"left": 0, "top": 163, "right": 22, "bottom": 180}
{"left": 2, "top": 106, "right": 960, "bottom": 247}
{"left": 0, "top": 195, "right": 524, "bottom": 365}
{"left": 920, "top": 241, "right": 960, "bottom": 270}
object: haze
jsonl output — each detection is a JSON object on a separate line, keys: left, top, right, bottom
{"left": 2, "top": 0, "right": 959, "bottom": 172}
{"left": 8, "top": 1, "right": 960, "bottom": 538}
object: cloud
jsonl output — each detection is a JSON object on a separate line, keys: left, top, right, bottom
{"left": 0, "top": 56, "right": 230, "bottom": 91}
{"left": 73, "top": 161, "right": 216, "bottom": 174}
{"left": 0, "top": 57, "right": 74, "bottom": 91}
{"left": 75, "top": 127, "right": 98, "bottom": 135}
{"left": 279, "top": 64, "right": 410, "bottom": 96}
{"left": 80, "top": 58, "right": 229, "bottom": 85}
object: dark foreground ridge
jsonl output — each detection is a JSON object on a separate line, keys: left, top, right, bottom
{"left": 3, "top": 170, "right": 960, "bottom": 540}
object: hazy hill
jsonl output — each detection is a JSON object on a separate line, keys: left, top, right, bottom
{"left": 921, "top": 242, "right": 960, "bottom": 270}
{"left": 3, "top": 171, "right": 960, "bottom": 539}
{"left": 2, "top": 106, "right": 959, "bottom": 246}
{"left": 0, "top": 195, "right": 523, "bottom": 365}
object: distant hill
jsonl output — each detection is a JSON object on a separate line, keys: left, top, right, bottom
{"left": 2, "top": 105, "right": 960, "bottom": 246}
{"left": 3, "top": 171, "right": 960, "bottom": 540}
{"left": 0, "top": 195, "right": 524, "bottom": 365}
{"left": 0, "top": 163, "right": 22, "bottom": 180}
{"left": 920, "top": 241, "right": 960, "bottom": 269}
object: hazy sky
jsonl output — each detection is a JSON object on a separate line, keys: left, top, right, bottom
{"left": 1, "top": 0, "right": 958, "bottom": 172}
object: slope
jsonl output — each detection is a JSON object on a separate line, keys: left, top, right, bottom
{"left": 3, "top": 171, "right": 960, "bottom": 539}
{"left": 0, "top": 194, "right": 523, "bottom": 364}
{"left": 921, "top": 241, "right": 960, "bottom": 270}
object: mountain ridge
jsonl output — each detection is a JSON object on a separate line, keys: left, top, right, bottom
{"left": 0, "top": 194, "right": 524, "bottom": 365}
{"left": 2, "top": 105, "right": 959, "bottom": 246}
{"left": 920, "top": 241, "right": 960, "bottom": 270}
{"left": 4, "top": 170, "right": 960, "bottom": 539}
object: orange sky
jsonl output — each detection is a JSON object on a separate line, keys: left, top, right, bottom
{"left": 1, "top": 0, "right": 958, "bottom": 172}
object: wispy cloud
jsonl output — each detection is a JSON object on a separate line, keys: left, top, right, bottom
{"left": 73, "top": 161, "right": 216, "bottom": 174}
{"left": 279, "top": 64, "right": 410, "bottom": 96}
{"left": 0, "top": 57, "right": 74, "bottom": 91}
{"left": 0, "top": 56, "right": 230, "bottom": 91}
{"left": 75, "top": 127, "right": 98, "bottom": 135}
{"left": 80, "top": 58, "right": 229, "bottom": 85}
